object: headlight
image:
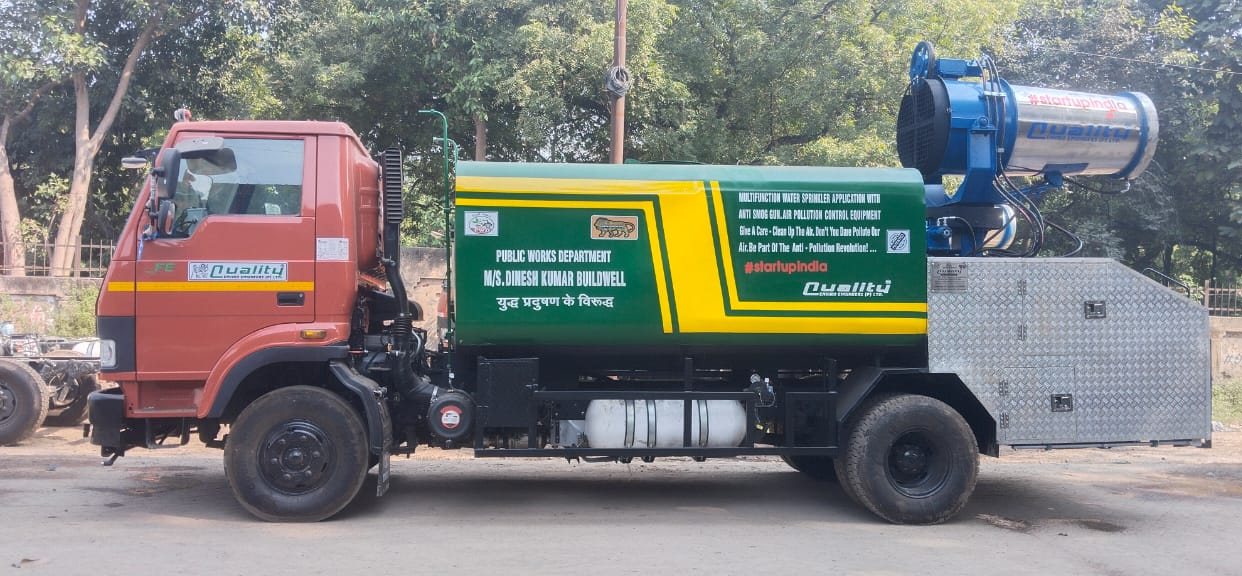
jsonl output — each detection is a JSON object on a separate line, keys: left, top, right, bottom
{"left": 99, "top": 339, "right": 117, "bottom": 369}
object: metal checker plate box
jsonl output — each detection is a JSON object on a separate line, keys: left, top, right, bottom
{"left": 927, "top": 257, "right": 1210, "bottom": 446}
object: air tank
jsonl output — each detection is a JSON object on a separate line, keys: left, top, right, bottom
{"left": 583, "top": 400, "right": 747, "bottom": 449}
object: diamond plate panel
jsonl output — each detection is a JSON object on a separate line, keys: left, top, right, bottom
{"left": 928, "top": 258, "right": 1211, "bottom": 446}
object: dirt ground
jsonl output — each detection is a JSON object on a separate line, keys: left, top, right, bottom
{"left": 2, "top": 426, "right": 1241, "bottom": 575}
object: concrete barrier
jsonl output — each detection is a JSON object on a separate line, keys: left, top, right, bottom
{"left": 0, "top": 276, "right": 101, "bottom": 334}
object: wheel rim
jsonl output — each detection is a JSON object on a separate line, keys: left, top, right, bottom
{"left": 0, "top": 382, "right": 14, "bottom": 423}
{"left": 259, "top": 420, "right": 335, "bottom": 495}
{"left": 886, "top": 429, "right": 949, "bottom": 498}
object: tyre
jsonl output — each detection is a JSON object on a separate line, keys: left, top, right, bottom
{"left": 43, "top": 350, "right": 101, "bottom": 427}
{"left": 0, "top": 360, "right": 50, "bottom": 445}
{"left": 781, "top": 455, "right": 838, "bottom": 482}
{"left": 224, "top": 386, "right": 369, "bottom": 522}
{"left": 836, "top": 394, "right": 978, "bottom": 524}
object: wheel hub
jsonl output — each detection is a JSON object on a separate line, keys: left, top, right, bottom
{"left": 893, "top": 443, "right": 928, "bottom": 477}
{"left": 0, "top": 383, "right": 15, "bottom": 423}
{"left": 259, "top": 421, "right": 333, "bottom": 494}
{"left": 887, "top": 430, "right": 947, "bottom": 498}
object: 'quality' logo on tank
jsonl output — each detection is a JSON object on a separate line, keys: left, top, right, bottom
{"left": 803, "top": 280, "right": 892, "bottom": 298}
{"left": 1026, "top": 122, "right": 1132, "bottom": 142}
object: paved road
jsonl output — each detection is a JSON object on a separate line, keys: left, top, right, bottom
{"left": 2, "top": 428, "right": 1240, "bottom": 575}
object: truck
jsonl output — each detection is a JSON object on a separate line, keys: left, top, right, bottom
{"left": 86, "top": 44, "right": 1210, "bottom": 524}
{"left": 0, "top": 325, "right": 101, "bottom": 445}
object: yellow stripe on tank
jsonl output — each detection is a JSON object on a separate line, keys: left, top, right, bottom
{"left": 457, "top": 176, "right": 701, "bottom": 196}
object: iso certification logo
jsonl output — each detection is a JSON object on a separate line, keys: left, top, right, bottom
{"left": 887, "top": 229, "right": 910, "bottom": 254}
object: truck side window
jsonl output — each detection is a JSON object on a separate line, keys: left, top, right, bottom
{"left": 170, "top": 139, "right": 304, "bottom": 237}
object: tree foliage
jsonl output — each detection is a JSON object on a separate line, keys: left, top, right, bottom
{"left": 3, "top": 0, "right": 1241, "bottom": 286}
{"left": 1004, "top": 0, "right": 1242, "bottom": 283}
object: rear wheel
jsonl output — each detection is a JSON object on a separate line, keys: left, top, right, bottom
{"left": 836, "top": 394, "right": 978, "bottom": 524}
{"left": 43, "top": 350, "right": 101, "bottom": 426}
{"left": 0, "top": 360, "right": 50, "bottom": 445}
{"left": 224, "top": 386, "right": 369, "bottom": 522}
{"left": 781, "top": 455, "right": 838, "bottom": 482}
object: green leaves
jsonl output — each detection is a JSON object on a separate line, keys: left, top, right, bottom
{"left": 0, "top": 0, "right": 1238, "bottom": 284}
{"left": 1008, "top": 0, "right": 1242, "bottom": 281}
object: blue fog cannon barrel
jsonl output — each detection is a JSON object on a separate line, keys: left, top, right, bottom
{"left": 896, "top": 41, "right": 1159, "bottom": 256}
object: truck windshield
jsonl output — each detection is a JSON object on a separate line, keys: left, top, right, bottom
{"left": 169, "top": 138, "right": 304, "bottom": 236}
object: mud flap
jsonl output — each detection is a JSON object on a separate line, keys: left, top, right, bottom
{"left": 327, "top": 360, "right": 392, "bottom": 497}
{"left": 377, "top": 449, "right": 391, "bottom": 497}
{"left": 375, "top": 379, "right": 392, "bottom": 498}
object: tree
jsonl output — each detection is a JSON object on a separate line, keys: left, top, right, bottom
{"left": 497, "top": 0, "right": 681, "bottom": 162}
{"left": 1177, "top": 0, "right": 1242, "bottom": 283}
{"left": 1005, "top": 0, "right": 1242, "bottom": 284}
{"left": 647, "top": 0, "right": 1021, "bottom": 165}
{"left": 1, "top": 1, "right": 273, "bottom": 275}
{"left": 46, "top": 0, "right": 170, "bottom": 276}
{"left": 0, "top": 0, "right": 94, "bottom": 275}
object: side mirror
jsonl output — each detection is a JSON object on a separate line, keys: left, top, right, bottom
{"left": 150, "top": 148, "right": 181, "bottom": 219}
{"left": 155, "top": 148, "right": 182, "bottom": 200}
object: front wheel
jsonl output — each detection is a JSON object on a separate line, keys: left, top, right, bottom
{"left": 836, "top": 394, "right": 978, "bottom": 524}
{"left": 224, "top": 386, "right": 369, "bottom": 522}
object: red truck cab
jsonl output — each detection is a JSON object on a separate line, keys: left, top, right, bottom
{"left": 93, "top": 120, "right": 384, "bottom": 449}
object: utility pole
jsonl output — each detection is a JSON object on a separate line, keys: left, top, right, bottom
{"left": 474, "top": 113, "right": 487, "bottom": 161}
{"left": 609, "top": 0, "right": 629, "bottom": 164}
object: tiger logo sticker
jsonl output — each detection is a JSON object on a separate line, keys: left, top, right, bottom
{"left": 591, "top": 215, "right": 638, "bottom": 240}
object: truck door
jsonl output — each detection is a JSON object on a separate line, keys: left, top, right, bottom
{"left": 134, "top": 136, "right": 317, "bottom": 383}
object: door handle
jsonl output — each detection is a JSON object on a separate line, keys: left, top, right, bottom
{"left": 277, "top": 292, "right": 305, "bottom": 306}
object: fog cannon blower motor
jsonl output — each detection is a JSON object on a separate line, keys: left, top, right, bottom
{"left": 896, "top": 41, "right": 1158, "bottom": 256}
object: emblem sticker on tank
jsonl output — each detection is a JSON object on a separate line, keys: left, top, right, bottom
{"left": 886, "top": 229, "right": 910, "bottom": 254}
{"left": 591, "top": 215, "right": 638, "bottom": 240}
{"left": 188, "top": 261, "right": 288, "bottom": 281}
{"left": 464, "top": 211, "right": 498, "bottom": 236}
